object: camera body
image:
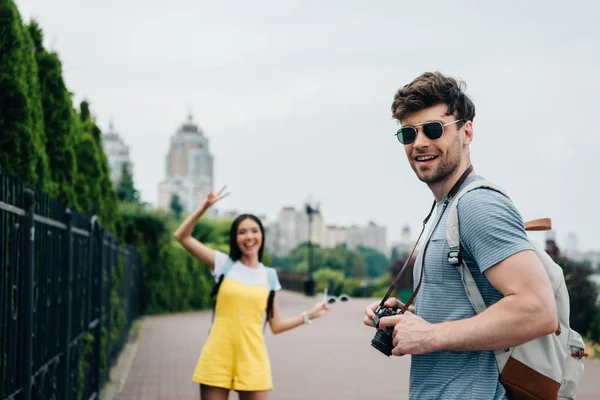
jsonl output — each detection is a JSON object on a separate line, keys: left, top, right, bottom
{"left": 371, "top": 307, "right": 401, "bottom": 356}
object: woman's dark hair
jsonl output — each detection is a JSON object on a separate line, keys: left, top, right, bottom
{"left": 229, "top": 214, "right": 265, "bottom": 262}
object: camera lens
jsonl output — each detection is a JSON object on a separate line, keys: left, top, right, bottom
{"left": 371, "top": 329, "right": 393, "bottom": 357}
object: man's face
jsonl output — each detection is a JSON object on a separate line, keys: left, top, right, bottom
{"left": 400, "top": 103, "right": 470, "bottom": 185}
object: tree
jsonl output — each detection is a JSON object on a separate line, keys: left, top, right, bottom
{"left": 116, "top": 163, "right": 139, "bottom": 203}
{"left": 0, "top": 1, "right": 53, "bottom": 194}
{"left": 388, "top": 252, "right": 417, "bottom": 303}
{"left": 27, "top": 20, "right": 78, "bottom": 208}
{"left": 170, "top": 193, "right": 183, "bottom": 221}
{"left": 546, "top": 239, "right": 600, "bottom": 339}
{"left": 73, "top": 101, "right": 119, "bottom": 232}
{"left": 356, "top": 245, "right": 389, "bottom": 278}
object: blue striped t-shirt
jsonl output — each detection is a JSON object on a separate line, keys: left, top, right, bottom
{"left": 409, "top": 175, "right": 533, "bottom": 400}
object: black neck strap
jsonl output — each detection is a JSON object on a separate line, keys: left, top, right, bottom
{"left": 377, "top": 165, "right": 474, "bottom": 310}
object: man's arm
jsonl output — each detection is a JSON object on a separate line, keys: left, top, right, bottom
{"left": 433, "top": 248, "right": 558, "bottom": 352}
{"left": 434, "top": 188, "right": 558, "bottom": 351}
{"left": 380, "top": 189, "right": 558, "bottom": 356}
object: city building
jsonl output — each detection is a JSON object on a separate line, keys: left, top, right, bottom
{"left": 102, "top": 121, "right": 132, "bottom": 186}
{"left": 390, "top": 224, "right": 418, "bottom": 260}
{"left": 266, "top": 204, "right": 387, "bottom": 257}
{"left": 158, "top": 113, "right": 214, "bottom": 214}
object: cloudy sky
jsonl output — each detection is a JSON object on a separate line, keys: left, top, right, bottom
{"left": 15, "top": 0, "right": 599, "bottom": 252}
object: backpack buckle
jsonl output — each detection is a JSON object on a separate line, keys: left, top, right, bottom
{"left": 448, "top": 250, "right": 461, "bottom": 265}
{"left": 571, "top": 350, "right": 588, "bottom": 359}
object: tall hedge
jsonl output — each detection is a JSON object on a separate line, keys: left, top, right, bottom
{"left": 27, "top": 20, "right": 79, "bottom": 209}
{"left": 119, "top": 203, "right": 220, "bottom": 314}
{"left": 0, "top": 0, "right": 54, "bottom": 194}
{"left": 73, "top": 101, "right": 119, "bottom": 233}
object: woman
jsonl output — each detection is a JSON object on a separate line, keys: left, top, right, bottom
{"left": 174, "top": 186, "right": 330, "bottom": 400}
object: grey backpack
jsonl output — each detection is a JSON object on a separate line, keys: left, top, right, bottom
{"left": 446, "top": 179, "right": 587, "bottom": 400}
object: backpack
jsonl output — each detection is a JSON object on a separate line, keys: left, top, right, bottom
{"left": 446, "top": 179, "right": 587, "bottom": 400}
{"left": 209, "top": 258, "right": 278, "bottom": 331}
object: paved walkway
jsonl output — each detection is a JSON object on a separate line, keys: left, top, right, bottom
{"left": 115, "top": 290, "right": 600, "bottom": 400}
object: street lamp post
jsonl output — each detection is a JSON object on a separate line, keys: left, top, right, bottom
{"left": 303, "top": 202, "right": 318, "bottom": 296}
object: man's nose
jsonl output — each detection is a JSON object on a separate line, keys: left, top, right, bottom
{"left": 412, "top": 126, "right": 430, "bottom": 148}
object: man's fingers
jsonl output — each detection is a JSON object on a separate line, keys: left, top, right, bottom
{"left": 364, "top": 301, "right": 379, "bottom": 317}
{"left": 384, "top": 298, "right": 402, "bottom": 309}
{"left": 392, "top": 347, "right": 405, "bottom": 357}
{"left": 363, "top": 316, "right": 376, "bottom": 327}
{"left": 378, "top": 315, "right": 403, "bottom": 328}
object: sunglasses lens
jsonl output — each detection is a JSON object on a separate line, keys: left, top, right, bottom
{"left": 397, "top": 127, "right": 417, "bottom": 144}
{"left": 423, "top": 122, "right": 444, "bottom": 140}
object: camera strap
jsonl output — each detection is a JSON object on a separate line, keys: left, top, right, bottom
{"left": 378, "top": 165, "right": 474, "bottom": 314}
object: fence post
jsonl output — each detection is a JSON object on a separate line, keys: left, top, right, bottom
{"left": 104, "top": 235, "right": 113, "bottom": 384}
{"left": 58, "top": 209, "right": 74, "bottom": 400}
{"left": 90, "top": 218, "right": 101, "bottom": 395}
{"left": 123, "top": 247, "right": 131, "bottom": 332}
{"left": 21, "top": 188, "right": 35, "bottom": 400}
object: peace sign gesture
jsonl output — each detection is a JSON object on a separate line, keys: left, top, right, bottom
{"left": 202, "top": 185, "right": 230, "bottom": 209}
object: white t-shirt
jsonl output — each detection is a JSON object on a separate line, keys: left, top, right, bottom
{"left": 213, "top": 250, "right": 282, "bottom": 291}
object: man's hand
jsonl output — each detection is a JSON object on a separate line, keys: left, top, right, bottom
{"left": 363, "top": 297, "right": 414, "bottom": 328}
{"left": 378, "top": 311, "right": 438, "bottom": 356}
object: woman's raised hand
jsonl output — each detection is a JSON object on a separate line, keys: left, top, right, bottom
{"left": 202, "top": 185, "right": 230, "bottom": 209}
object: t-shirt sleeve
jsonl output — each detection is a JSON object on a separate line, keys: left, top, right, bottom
{"left": 273, "top": 270, "right": 282, "bottom": 291}
{"left": 212, "top": 250, "right": 232, "bottom": 282}
{"left": 457, "top": 188, "right": 533, "bottom": 274}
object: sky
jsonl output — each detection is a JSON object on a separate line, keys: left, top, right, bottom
{"left": 15, "top": 0, "right": 600, "bottom": 252}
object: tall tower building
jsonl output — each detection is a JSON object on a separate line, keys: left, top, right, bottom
{"left": 102, "top": 121, "right": 132, "bottom": 186}
{"left": 158, "top": 112, "right": 214, "bottom": 214}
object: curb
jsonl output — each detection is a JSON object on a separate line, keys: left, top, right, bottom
{"left": 100, "top": 319, "right": 144, "bottom": 400}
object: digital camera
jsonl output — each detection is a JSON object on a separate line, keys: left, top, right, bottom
{"left": 370, "top": 307, "right": 401, "bottom": 357}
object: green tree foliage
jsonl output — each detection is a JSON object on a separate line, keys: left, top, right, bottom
{"left": 73, "top": 101, "right": 119, "bottom": 232}
{"left": 546, "top": 239, "right": 600, "bottom": 342}
{"left": 169, "top": 193, "right": 184, "bottom": 221}
{"left": 286, "top": 242, "right": 368, "bottom": 277}
{"left": 192, "top": 217, "right": 233, "bottom": 246}
{"left": 314, "top": 268, "right": 345, "bottom": 293}
{"left": 119, "top": 203, "right": 235, "bottom": 314}
{"left": 388, "top": 253, "right": 417, "bottom": 303}
{"left": 0, "top": 1, "right": 53, "bottom": 194}
{"left": 116, "top": 163, "right": 139, "bottom": 203}
{"left": 27, "top": 20, "right": 78, "bottom": 208}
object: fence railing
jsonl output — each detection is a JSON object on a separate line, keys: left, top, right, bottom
{"left": 0, "top": 172, "right": 142, "bottom": 400}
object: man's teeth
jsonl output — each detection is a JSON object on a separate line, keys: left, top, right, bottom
{"left": 417, "top": 155, "right": 436, "bottom": 161}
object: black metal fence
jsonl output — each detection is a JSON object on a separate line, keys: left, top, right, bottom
{"left": 0, "top": 172, "right": 142, "bottom": 400}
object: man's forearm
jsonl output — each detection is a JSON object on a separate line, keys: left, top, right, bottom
{"left": 432, "top": 294, "right": 557, "bottom": 352}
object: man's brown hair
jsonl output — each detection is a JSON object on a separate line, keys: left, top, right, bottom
{"left": 391, "top": 72, "right": 476, "bottom": 127}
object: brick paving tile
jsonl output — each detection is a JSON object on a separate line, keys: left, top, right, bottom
{"left": 116, "top": 290, "right": 600, "bottom": 400}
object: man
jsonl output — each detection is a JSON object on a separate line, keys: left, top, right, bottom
{"left": 363, "top": 72, "right": 558, "bottom": 399}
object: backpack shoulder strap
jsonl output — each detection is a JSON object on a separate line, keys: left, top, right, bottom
{"left": 210, "top": 257, "right": 235, "bottom": 324}
{"left": 446, "top": 179, "right": 509, "bottom": 263}
{"left": 263, "top": 267, "right": 278, "bottom": 331}
{"left": 210, "top": 257, "right": 235, "bottom": 297}
{"left": 445, "top": 179, "right": 510, "bottom": 360}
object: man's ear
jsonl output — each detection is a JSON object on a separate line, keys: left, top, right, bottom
{"left": 462, "top": 120, "right": 474, "bottom": 145}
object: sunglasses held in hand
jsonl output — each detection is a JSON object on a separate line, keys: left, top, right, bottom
{"left": 322, "top": 288, "right": 351, "bottom": 304}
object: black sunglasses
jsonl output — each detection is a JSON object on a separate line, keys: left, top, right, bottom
{"left": 395, "top": 119, "right": 463, "bottom": 145}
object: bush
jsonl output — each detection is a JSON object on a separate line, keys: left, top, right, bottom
{"left": 341, "top": 277, "right": 363, "bottom": 297}
{"left": 314, "top": 268, "right": 345, "bottom": 295}
{"left": 119, "top": 202, "right": 243, "bottom": 314}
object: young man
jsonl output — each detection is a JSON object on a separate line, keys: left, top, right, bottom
{"left": 363, "top": 72, "right": 558, "bottom": 399}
